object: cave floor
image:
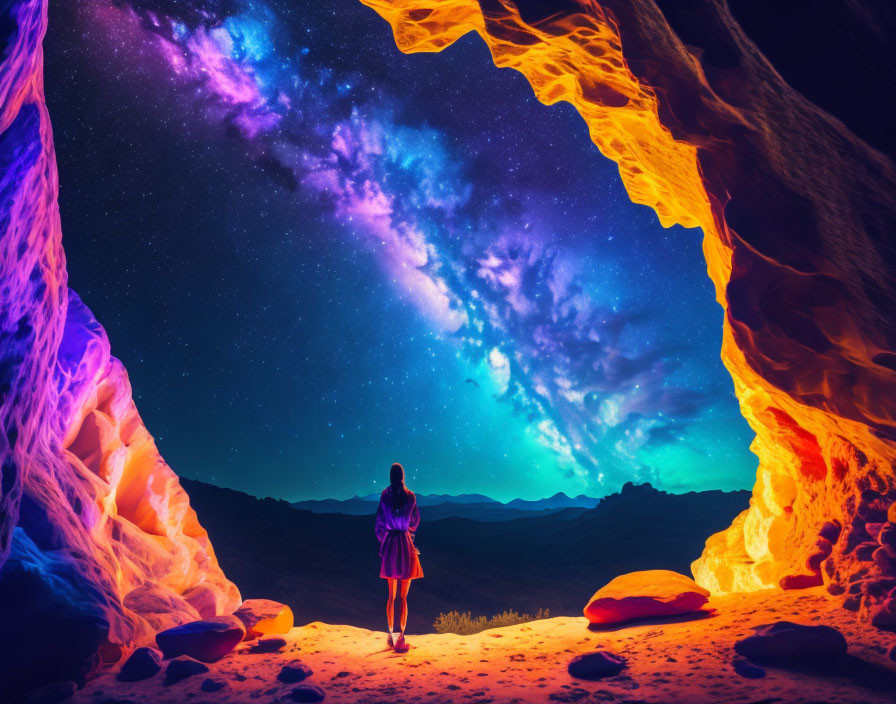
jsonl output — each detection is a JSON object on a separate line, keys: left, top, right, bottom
{"left": 75, "top": 587, "right": 896, "bottom": 704}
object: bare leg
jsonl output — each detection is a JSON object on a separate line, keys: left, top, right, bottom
{"left": 399, "top": 579, "right": 411, "bottom": 634}
{"left": 386, "top": 578, "right": 397, "bottom": 642}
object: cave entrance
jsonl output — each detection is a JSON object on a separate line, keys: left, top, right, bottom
{"left": 44, "top": 0, "right": 760, "bottom": 633}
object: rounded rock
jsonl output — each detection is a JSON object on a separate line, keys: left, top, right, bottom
{"left": 278, "top": 660, "right": 313, "bottom": 683}
{"left": 156, "top": 615, "right": 246, "bottom": 662}
{"left": 117, "top": 647, "right": 162, "bottom": 682}
{"left": 567, "top": 651, "right": 627, "bottom": 680}
{"left": 286, "top": 684, "right": 326, "bottom": 702}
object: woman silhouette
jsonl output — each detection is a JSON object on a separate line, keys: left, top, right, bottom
{"left": 375, "top": 462, "right": 423, "bottom": 652}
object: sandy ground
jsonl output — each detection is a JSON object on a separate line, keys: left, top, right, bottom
{"left": 74, "top": 587, "right": 896, "bottom": 703}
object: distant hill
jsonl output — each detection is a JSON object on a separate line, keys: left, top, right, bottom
{"left": 183, "top": 478, "right": 749, "bottom": 633}
{"left": 290, "top": 490, "right": 601, "bottom": 520}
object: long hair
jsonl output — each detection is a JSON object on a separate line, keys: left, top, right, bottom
{"left": 389, "top": 462, "right": 409, "bottom": 512}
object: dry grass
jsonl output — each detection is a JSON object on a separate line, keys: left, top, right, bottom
{"left": 433, "top": 608, "right": 551, "bottom": 635}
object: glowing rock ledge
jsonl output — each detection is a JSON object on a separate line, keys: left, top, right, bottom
{"left": 358, "top": 0, "right": 896, "bottom": 602}
{"left": 0, "top": 0, "right": 238, "bottom": 693}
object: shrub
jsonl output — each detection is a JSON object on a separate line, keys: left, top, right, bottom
{"left": 433, "top": 608, "right": 551, "bottom": 635}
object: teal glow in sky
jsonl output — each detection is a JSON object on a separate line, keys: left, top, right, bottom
{"left": 48, "top": 0, "right": 757, "bottom": 501}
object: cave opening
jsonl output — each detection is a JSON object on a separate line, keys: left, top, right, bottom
{"left": 3, "top": 0, "right": 896, "bottom": 699}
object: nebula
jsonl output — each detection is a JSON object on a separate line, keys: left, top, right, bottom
{"left": 82, "top": 0, "right": 738, "bottom": 493}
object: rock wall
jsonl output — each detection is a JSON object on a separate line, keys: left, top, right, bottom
{"left": 0, "top": 0, "right": 239, "bottom": 693}
{"left": 358, "top": 0, "right": 896, "bottom": 610}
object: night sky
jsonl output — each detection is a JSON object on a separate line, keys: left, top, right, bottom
{"left": 44, "top": 0, "right": 756, "bottom": 501}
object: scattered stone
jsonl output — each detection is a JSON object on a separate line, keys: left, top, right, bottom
{"left": 117, "top": 647, "right": 162, "bottom": 682}
{"left": 567, "top": 651, "right": 627, "bottom": 680}
{"left": 335, "top": 671, "right": 349, "bottom": 678}
{"left": 156, "top": 615, "right": 246, "bottom": 662}
{"left": 163, "top": 657, "right": 209, "bottom": 685}
{"left": 278, "top": 660, "right": 313, "bottom": 683}
{"left": 285, "top": 684, "right": 326, "bottom": 702}
{"left": 248, "top": 636, "right": 287, "bottom": 653}
{"left": 20, "top": 681, "right": 78, "bottom": 703}
{"left": 735, "top": 621, "right": 847, "bottom": 664}
{"left": 233, "top": 599, "right": 294, "bottom": 639}
{"left": 732, "top": 656, "right": 765, "bottom": 678}
{"left": 583, "top": 570, "right": 709, "bottom": 626}
{"left": 200, "top": 678, "right": 226, "bottom": 692}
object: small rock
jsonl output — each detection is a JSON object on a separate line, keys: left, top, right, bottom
{"left": 233, "top": 599, "right": 294, "bottom": 640}
{"left": 163, "top": 657, "right": 209, "bottom": 685}
{"left": 735, "top": 621, "right": 847, "bottom": 664}
{"left": 583, "top": 570, "right": 709, "bottom": 625}
{"left": 278, "top": 660, "right": 313, "bottom": 683}
{"left": 156, "top": 615, "right": 246, "bottom": 662}
{"left": 567, "top": 651, "right": 627, "bottom": 680}
{"left": 117, "top": 647, "right": 162, "bottom": 682}
{"left": 732, "top": 656, "right": 765, "bottom": 678}
{"left": 248, "top": 637, "right": 287, "bottom": 653}
{"left": 200, "top": 678, "right": 226, "bottom": 692}
{"left": 285, "top": 684, "right": 326, "bottom": 702}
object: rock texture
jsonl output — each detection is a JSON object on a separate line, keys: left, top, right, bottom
{"left": 0, "top": 0, "right": 239, "bottom": 695}
{"left": 359, "top": 0, "right": 896, "bottom": 613}
{"left": 583, "top": 569, "right": 709, "bottom": 625}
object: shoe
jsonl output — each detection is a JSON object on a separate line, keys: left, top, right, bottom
{"left": 386, "top": 632, "right": 394, "bottom": 647}
{"left": 394, "top": 633, "right": 409, "bottom": 653}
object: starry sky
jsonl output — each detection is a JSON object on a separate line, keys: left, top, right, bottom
{"left": 44, "top": 0, "right": 756, "bottom": 501}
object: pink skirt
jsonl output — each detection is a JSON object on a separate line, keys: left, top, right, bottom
{"left": 380, "top": 530, "right": 423, "bottom": 579}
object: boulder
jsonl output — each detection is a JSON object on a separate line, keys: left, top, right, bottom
{"left": 286, "top": 684, "right": 327, "bottom": 702}
{"left": 117, "top": 647, "right": 162, "bottom": 682}
{"left": 233, "top": 599, "right": 294, "bottom": 640}
{"left": 156, "top": 615, "right": 246, "bottom": 662}
{"left": 583, "top": 570, "right": 709, "bottom": 625}
{"left": 163, "top": 657, "right": 209, "bottom": 686}
{"left": 735, "top": 622, "right": 847, "bottom": 664}
{"left": 278, "top": 660, "right": 313, "bottom": 683}
{"left": 249, "top": 636, "right": 287, "bottom": 653}
{"left": 567, "top": 651, "right": 627, "bottom": 680}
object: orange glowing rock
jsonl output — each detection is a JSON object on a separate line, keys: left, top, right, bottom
{"left": 584, "top": 570, "right": 710, "bottom": 625}
{"left": 233, "top": 599, "right": 295, "bottom": 640}
{"left": 359, "top": 0, "right": 896, "bottom": 617}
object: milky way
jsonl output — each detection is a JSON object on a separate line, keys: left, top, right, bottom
{"left": 48, "top": 0, "right": 756, "bottom": 499}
